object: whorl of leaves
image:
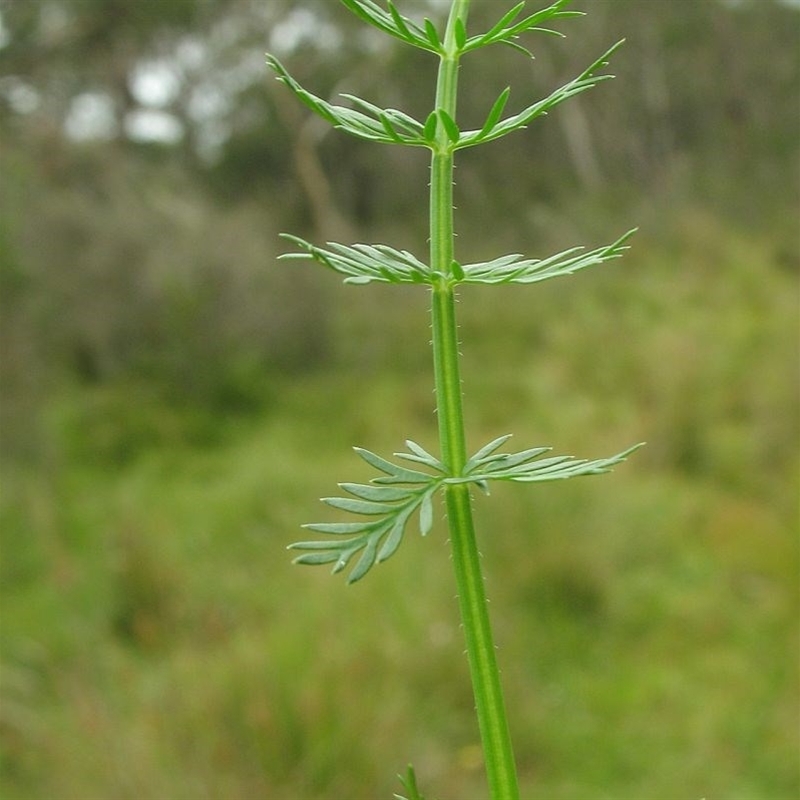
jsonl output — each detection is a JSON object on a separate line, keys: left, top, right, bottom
{"left": 278, "top": 230, "right": 636, "bottom": 287}
{"left": 288, "top": 441, "right": 444, "bottom": 584}
{"left": 289, "top": 437, "right": 642, "bottom": 582}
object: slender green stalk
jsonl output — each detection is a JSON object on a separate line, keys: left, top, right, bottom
{"left": 429, "top": 3, "right": 520, "bottom": 798}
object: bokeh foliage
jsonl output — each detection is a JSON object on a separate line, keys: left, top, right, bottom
{"left": 0, "top": 1, "right": 797, "bottom": 798}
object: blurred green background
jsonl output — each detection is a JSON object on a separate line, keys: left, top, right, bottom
{"left": 1, "top": 1, "right": 798, "bottom": 798}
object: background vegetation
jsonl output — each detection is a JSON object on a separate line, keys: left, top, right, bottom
{"left": 1, "top": 1, "right": 797, "bottom": 798}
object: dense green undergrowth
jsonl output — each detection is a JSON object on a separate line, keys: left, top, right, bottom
{"left": 1, "top": 215, "right": 798, "bottom": 799}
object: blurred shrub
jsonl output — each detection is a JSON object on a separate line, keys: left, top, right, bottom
{"left": 0, "top": 139, "right": 330, "bottom": 464}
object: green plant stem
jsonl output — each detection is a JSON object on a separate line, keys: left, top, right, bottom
{"left": 429, "top": 2, "right": 520, "bottom": 798}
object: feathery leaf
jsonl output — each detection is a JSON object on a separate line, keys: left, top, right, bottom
{"left": 267, "top": 54, "right": 429, "bottom": 147}
{"left": 457, "top": 229, "right": 636, "bottom": 285}
{"left": 457, "top": 41, "right": 625, "bottom": 149}
{"left": 279, "top": 234, "right": 430, "bottom": 285}
{"left": 463, "top": 0, "right": 582, "bottom": 54}
{"left": 289, "top": 443, "right": 443, "bottom": 583}
{"left": 339, "top": 0, "right": 435, "bottom": 52}
{"left": 454, "top": 440, "right": 644, "bottom": 486}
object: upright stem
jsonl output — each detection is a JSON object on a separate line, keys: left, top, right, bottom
{"left": 429, "top": 2, "right": 520, "bottom": 798}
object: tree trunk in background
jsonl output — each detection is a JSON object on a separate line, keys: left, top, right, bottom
{"left": 534, "top": 49, "right": 603, "bottom": 192}
{"left": 558, "top": 98, "right": 603, "bottom": 192}
{"left": 269, "top": 81, "right": 354, "bottom": 242}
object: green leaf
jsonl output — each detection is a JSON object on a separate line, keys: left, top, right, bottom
{"left": 452, "top": 441, "right": 644, "bottom": 487}
{"left": 419, "top": 491, "right": 434, "bottom": 536}
{"left": 340, "top": 483, "right": 415, "bottom": 502}
{"left": 278, "top": 234, "right": 431, "bottom": 285}
{"left": 400, "top": 455, "right": 439, "bottom": 473}
{"left": 322, "top": 497, "right": 395, "bottom": 515}
{"left": 386, "top": 0, "right": 416, "bottom": 41}
{"left": 398, "top": 440, "right": 445, "bottom": 472}
{"left": 302, "top": 521, "right": 376, "bottom": 534}
{"left": 457, "top": 41, "right": 626, "bottom": 149}
{"left": 340, "top": 95, "right": 426, "bottom": 139}
{"left": 480, "top": 446, "right": 553, "bottom": 473}
{"left": 463, "top": 0, "right": 582, "bottom": 55}
{"left": 423, "top": 18, "right": 441, "bottom": 50}
{"left": 340, "top": 0, "right": 388, "bottom": 29}
{"left": 423, "top": 110, "right": 438, "bottom": 143}
{"left": 404, "top": 439, "right": 438, "bottom": 461}
{"left": 477, "top": 87, "right": 511, "bottom": 141}
{"left": 292, "top": 551, "right": 344, "bottom": 566}
{"left": 454, "top": 18, "right": 467, "bottom": 50}
{"left": 384, "top": 107, "right": 427, "bottom": 136}
{"left": 340, "top": 0, "right": 436, "bottom": 53}
{"left": 289, "top": 444, "right": 445, "bottom": 583}
{"left": 438, "top": 109, "right": 460, "bottom": 143}
{"left": 348, "top": 536, "right": 380, "bottom": 583}
{"left": 377, "top": 515, "right": 407, "bottom": 563}
{"left": 355, "top": 447, "right": 434, "bottom": 483}
{"left": 457, "top": 229, "right": 637, "bottom": 286}
{"left": 500, "top": 40, "right": 535, "bottom": 60}
{"left": 378, "top": 113, "right": 404, "bottom": 143}
{"left": 464, "top": 433, "right": 514, "bottom": 473}
{"left": 267, "top": 55, "right": 429, "bottom": 147}
{"left": 470, "top": 1, "right": 526, "bottom": 49}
